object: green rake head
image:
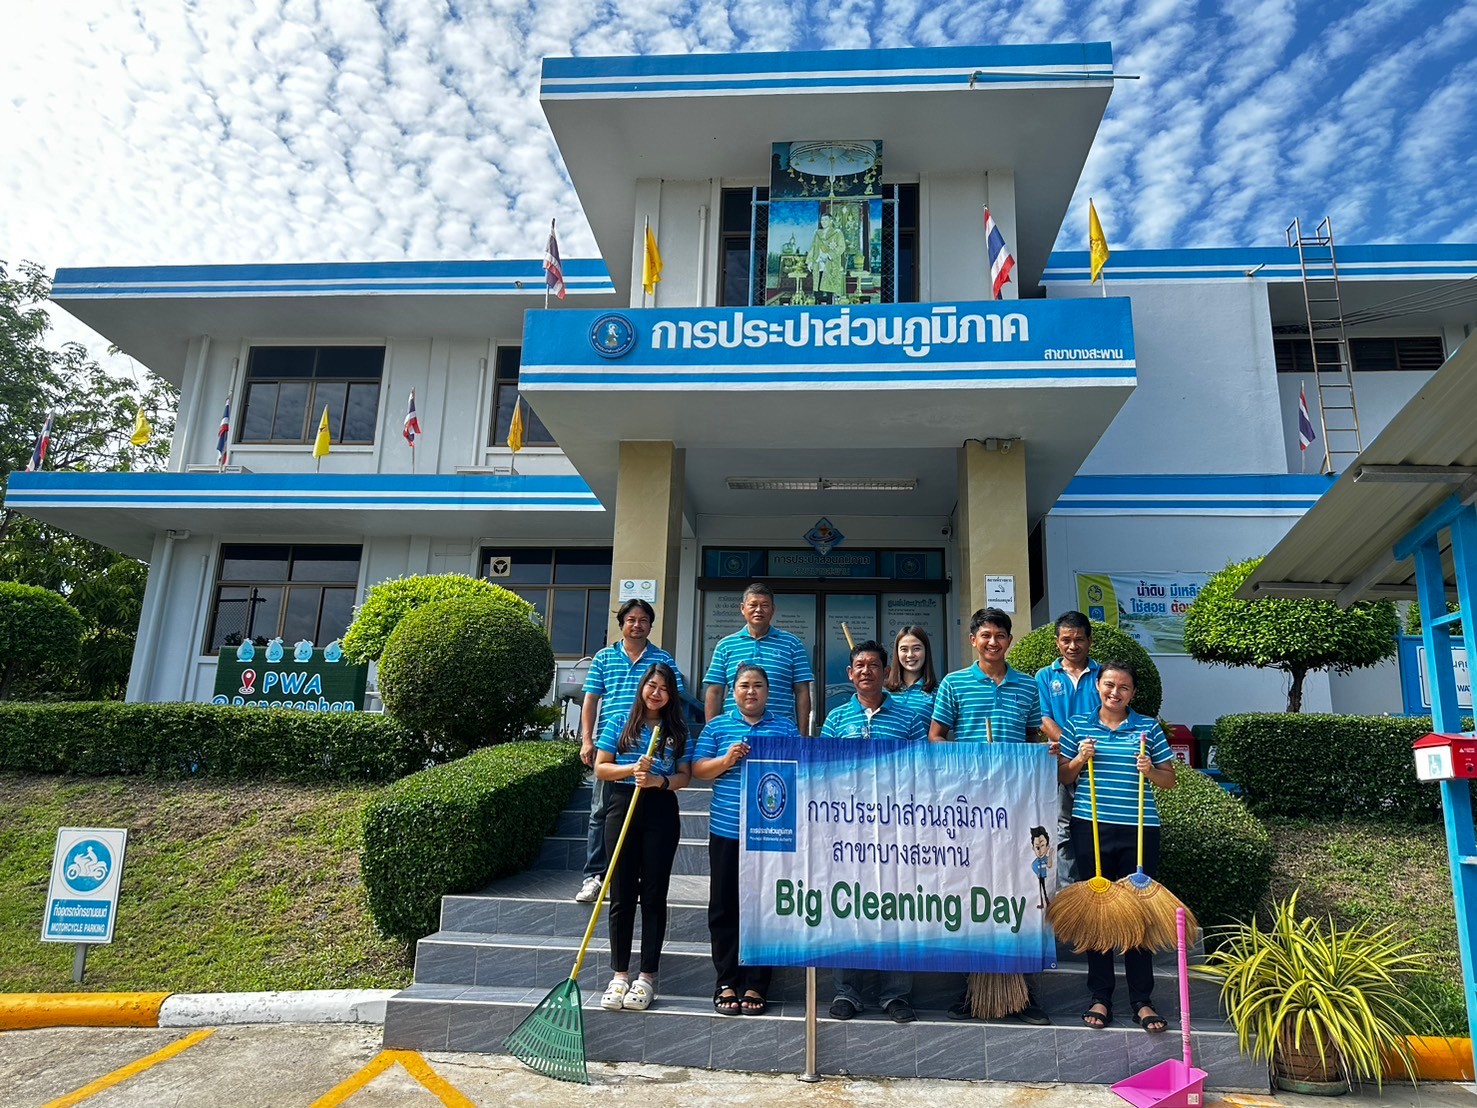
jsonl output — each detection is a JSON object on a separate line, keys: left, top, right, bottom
{"left": 502, "top": 978, "right": 590, "bottom": 1085}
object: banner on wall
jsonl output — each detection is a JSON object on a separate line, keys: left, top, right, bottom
{"left": 767, "top": 140, "right": 885, "bottom": 308}
{"left": 738, "top": 737, "right": 1058, "bottom": 973}
{"left": 1074, "top": 571, "right": 1209, "bottom": 656}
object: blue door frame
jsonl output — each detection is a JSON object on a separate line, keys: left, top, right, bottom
{"left": 1394, "top": 495, "right": 1477, "bottom": 1045}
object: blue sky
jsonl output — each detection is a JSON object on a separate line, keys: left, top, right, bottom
{"left": 1, "top": 0, "right": 1473, "bottom": 285}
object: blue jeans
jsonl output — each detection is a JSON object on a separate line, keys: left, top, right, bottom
{"left": 833, "top": 968, "right": 913, "bottom": 1010}
{"left": 582, "top": 776, "right": 611, "bottom": 879}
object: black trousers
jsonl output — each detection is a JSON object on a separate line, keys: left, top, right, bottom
{"left": 604, "top": 785, "right": 680, "bottom": 975}
{"left": 708, "top": 834, "right": 773, "bottom": 997}
{"left": 1068, "top": 816, "right": 1160, "bottom": 1011}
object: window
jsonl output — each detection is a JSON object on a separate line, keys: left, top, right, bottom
{"left": 205, "top": 544, "right": 361, "bottom": 653}
{"left": 1274, "top": 336, "right": 1445, "bottom": 373}
{"left": 239, "top": 346, "right": 384, "bottom": 446}
{"left": 481, "top": 547, "right": 610, "bottom": 658}
{"left": 716, "top": 184, "right": 918, "bottom": 307}
{"left": 488, "top": 347, "right": 555, "bottom": 447}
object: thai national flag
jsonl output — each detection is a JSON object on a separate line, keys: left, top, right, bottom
{"left": 543, "top": 220, "right": 566, "bottom": 300}
{"left": 1298, "top": 385, "right": 1317, "bottom": 451}
{"left": 403, "top": 389, "right": 422, "bottom": 446}
{"left": 25, "top": 413, "right": 52, "bottom": 472}
{"left": 984, "top": 207, "right": 1015, "bottom": 300}
{"left": 217, "top": 394, "right": 231, "bottom": 466}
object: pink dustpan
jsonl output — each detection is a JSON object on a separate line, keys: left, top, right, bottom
{"left": 1112, "top": 907, "right": 1209, "bottom": 1108}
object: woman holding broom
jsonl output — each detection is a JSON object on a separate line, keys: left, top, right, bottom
{"left": 1057, "top": 660, "right": 1177, "bottom": 1033}
{"left": 594, "top": 662, "right": 691, "bottom": 1012}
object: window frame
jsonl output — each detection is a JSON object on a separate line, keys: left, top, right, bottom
{"left": 237, "top": 344, "right": 386, "bottom": 448}
{"left": 479, "top": 546, "right": 612, "bottom": 659}
{"left": 488, "top": 346, "right": 557, "bottom": 448}
{"left": 204, "top": 542, "right": 363, "bottom": 655}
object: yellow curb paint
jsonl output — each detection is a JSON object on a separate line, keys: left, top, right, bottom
{"left": 40, "top": 1028, "right": 215, "bottom": 1108}
{"left": 311, "top": 1049, "right": 475, "bottom": 1108}
{"left": 1384, "top": 1035, "right": 1475, "bottom": 1081}
{"left": 0, "top": 992, "right": 170, "bottom": 1030}
{"left": 1213, "top": 1096, "right": 1281, "bottom": 1107}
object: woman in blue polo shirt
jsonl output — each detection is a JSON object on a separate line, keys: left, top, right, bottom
{"left": 691, "top": 662, "right": 801, "bottom": 1016}
{"left": 883, "top": 624, "right": 939, "bottom": 716}
{"left": 1057, "top": 660, "right": 1177, "bottom": 1035}
{"left": 594, "top": 662, "right": 691, "bottom": 1013}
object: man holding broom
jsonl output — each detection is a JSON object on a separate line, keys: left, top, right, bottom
{"left": 1035, "top": 611, "right": 1100, "bottom": 885}
{"left": 929, "top": 607, "right": 1050, "bottom": 1025}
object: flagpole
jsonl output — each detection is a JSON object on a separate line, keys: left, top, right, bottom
{"left": 545, "top": 219, "right": 554, "bottom": 311}
{"left": 642, "top": 217, "right": 650, "bottom": 309}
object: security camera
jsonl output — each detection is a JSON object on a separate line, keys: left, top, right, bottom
{"left": 941, "top": 526, "right": 952, "bottom": 537}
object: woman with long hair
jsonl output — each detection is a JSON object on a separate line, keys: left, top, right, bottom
{"left": 593, "top": 661, "right": 691, "bottom": 1012}
{"left": 883, "top": 625, "right": 939, "bottom": 716}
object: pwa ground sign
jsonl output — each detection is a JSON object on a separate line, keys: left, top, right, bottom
{"left": 213, "top": 647, "right": 368, "bottom": 711}
{"left": 42, "top": 828, "right": 128, "bottom": 944}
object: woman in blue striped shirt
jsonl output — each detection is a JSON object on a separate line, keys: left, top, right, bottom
{"left": 883, "top": 625, "right": 939, "bottom": 717}
{"left": 1057, "top": 660, "right": 1177, "bottom": 1034}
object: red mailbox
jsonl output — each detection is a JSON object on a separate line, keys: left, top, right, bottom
{"left": 1413, "top": 732, "right": 1477, "bottom": 782}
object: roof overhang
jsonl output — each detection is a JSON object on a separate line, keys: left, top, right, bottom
{"left": 50, "top": 260, "right": 617, "bottom": 382}
{"left": 1241, "top": 333, "right": 1477, "bottom": 604}
{"left": 541, "top": 42, "right": 1115, "bottom": 301}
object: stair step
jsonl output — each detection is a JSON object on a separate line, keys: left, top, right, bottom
{"left": 567, "top": 782, "right": 713, "bottom": 812}
{"left": 382, "top": 983, "right": 1268, "bottom": 1089}
{"left": 534, "top": 835, "right": 714, "bottom": 874}
{"left": 554, "top": 808, "right": 710, "bottom": 838}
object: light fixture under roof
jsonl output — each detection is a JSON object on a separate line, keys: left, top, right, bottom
{"left": 726, "top": 477, "right": 917, "bottom": 492}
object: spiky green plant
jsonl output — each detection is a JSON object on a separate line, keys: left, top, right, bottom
{"left": 1195, "top": 891, "right": 1432, "bottom": 1088}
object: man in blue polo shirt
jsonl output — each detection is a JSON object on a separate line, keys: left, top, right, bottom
{"left": 930, "top": 607, "right": 1049, "bottom": 1025}
{"left": 822, "top": 639, "right": 927, "bottom": 1023}
{"left": 704, "top": 583, "right": 814, "bottom": 734}
{"left": 1035, "top": 611, "right": 1100, "bottom": 884}
{"left": 575, "top": 598, "right": 686, "bottom": 904}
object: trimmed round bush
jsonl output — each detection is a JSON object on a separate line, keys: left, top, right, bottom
{"left": 1006, "top": 619, "right": 1162, "bottom": 717}
{"left": 341, "top": 573, "right": 534, "bottom": 664}
{"left": 0, "top": 582, "right": 84, "bottom": 699}
{"left": 378, "top": 593, "right": 554, "bottom": 756}
{"left": 1154, "top": 764, "right": 1272, "bottom": 932}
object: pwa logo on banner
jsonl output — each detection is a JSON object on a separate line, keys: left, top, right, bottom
{"left": 745, "top": 761, "right": 798, "bottom": 853}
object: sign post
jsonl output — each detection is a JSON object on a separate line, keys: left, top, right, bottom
{"left": 42, "top": 827, "right": 128, "bottom": 983}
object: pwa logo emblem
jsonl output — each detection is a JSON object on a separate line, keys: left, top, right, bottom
{"left": 63, "top": 839, "right": 112, "bottom": 893}
{"left": 757, "top": 772, "right": 788, "bottom": 821}
{"left": 589, "top": 314, "right": 637, "bottom": 359}
{"left": 745, "top": 760, "right": 797, "bottom": 854}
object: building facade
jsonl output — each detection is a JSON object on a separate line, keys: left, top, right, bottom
{"left": 8, "top": 41, "right": 1476, "bottom": 726}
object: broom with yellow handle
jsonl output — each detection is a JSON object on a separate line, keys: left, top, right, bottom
{"left": 1115, "top": 735, "right": 1198, "bottom": 951}
{"left": 503, "top": 726, "right": 664, "bottom": 1084}
{"left": 1045, "top": 750, "right": 1146, "bottom": 954}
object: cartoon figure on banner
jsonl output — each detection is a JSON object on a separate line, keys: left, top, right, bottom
{"left": 235, "top": 640, "right": 255, "bottom": 662}
{"left": 1031, "top": 825, "right": 1053, "bottom": 910}
{"left": 294, "top": 639, "right": 315, "bottom": 662}
{"left": 323, "top": 640, "right": 344, "bottom": 663}
{"left": 265, "top": 637, "right": 284, "bottom": 663}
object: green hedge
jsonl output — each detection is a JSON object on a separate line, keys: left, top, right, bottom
{"left": 1155, "top": 764, "right": 1273, "bottom": 930}
{"left": 1213, "top": 713, "right": 1471, "bottom": 822}
{"left": 361, "top": 740, "right": 583, "bottom": 943}
{"left": 0, "top": 702, "right": 430, "bottom": 783}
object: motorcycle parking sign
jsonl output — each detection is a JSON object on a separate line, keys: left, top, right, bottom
{"left": 42, "top": 828, "right": 128, "bottom": 944}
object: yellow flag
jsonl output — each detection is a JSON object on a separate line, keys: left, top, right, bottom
{"left": 130, "top": 406, "right": 152, "bottom": 446}
{"left": 1089, "top": 199, "right": 1111, "bottom": 283}
{"left": 508, "top": 396, "right": 524, "bottom": 454}
{"left": 642, "top": 223, "right": 663, "bottom": 296}
{"left": 312, "top": 406, "right": 331, "bottom": 458}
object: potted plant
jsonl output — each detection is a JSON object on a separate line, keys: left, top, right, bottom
{"left": 1195, "top": 891, "right": 1430, "bottom": 1095}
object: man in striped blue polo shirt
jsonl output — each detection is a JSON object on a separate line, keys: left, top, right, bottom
{"left": 704, "top": 583, "right": 814, "bottom": 734}
{"left": 930, "top": 607, "right": 1049, "bottom": 1025}
{"left": 575, "top": 598, "right": 686, "bottom": 904}
{"left": 822, "top": 639, "right": 926, "bottom": 1024}
{"left": 1035, "top": 611, "right": 1100, "bottom": 884}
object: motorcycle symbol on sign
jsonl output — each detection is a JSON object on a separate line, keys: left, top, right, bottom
{"left": 66, "top": 846, "right": 107, "bottom": 883}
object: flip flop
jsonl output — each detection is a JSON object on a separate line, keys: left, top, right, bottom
{"left": 714, "top": 987, "right": 741, "bottom": 1015}
{"left": 1082, "top": 1001, "right": 1112, "bottom": 1029}
{"left": 740, "top": 991, "right": 768, "bottom": 1015}
{"left": 1135, "top": 1007, "right": 1167, "bottom": 1033}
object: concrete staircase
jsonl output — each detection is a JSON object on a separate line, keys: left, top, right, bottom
{"left": 383, "top": 780, "right": 1268, "bottom": 1089}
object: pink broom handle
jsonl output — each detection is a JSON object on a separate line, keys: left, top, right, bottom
{"left": 1178, "top": 906, "right": 1192, "bottom": 1067}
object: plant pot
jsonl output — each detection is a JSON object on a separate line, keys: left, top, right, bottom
{"left": 1274, "top": 1036, "right": 1349, "bottom": 1096}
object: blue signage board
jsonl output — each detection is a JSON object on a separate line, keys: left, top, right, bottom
{"left": 43, "top": 828, "right": 128, "bottom": 944}
{"left": 1397, "top": 634, "right": 1472, "bottom": 715}
{"left": 522, "top": 298, "right": 1135, "bottom": 387}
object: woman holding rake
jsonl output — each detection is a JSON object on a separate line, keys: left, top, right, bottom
{"left": 594, "top": 662, "right": 691, "bottom": 1012}
{"left": 1057, "top": 660, "right": 1177, "bottom": 1034}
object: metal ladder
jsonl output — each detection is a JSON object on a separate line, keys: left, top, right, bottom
{"left": 1286, "top": 217, "right": 1364, "bottom": 474}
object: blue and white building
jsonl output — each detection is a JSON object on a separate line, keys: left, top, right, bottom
{"left": 7, "top": 41, "right": 1475, "bottom": 726}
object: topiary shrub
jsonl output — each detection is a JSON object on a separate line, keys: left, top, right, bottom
{"left": 378, "top": 593, "right": 554, "bottom": 757}
{"left": 341, "top": 573, "right": 534, "bottom": 664}
{"left": 1154, "top": 763, "right": 1272, "bottom": 933}
{"left": 1006, "top": 619, "right": 1162, "bottom": 717}
{"left": 362, "top": 740, "right": 582, "bottom": 942}
{"left": 0, "top": 582, "right": 84, "bottom": 700}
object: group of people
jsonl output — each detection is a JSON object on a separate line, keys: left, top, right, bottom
{"left": 574, "top": 584, "right": 1177, "bottom": 1034}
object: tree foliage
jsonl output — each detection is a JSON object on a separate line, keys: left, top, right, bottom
{"left": 0, "top": 581, "right": 84, "bottom": 699}
{"left": 342, "top": 572, "right": 534, "bottom": 664}
{"left": 1182, "top": 556, "right": 1399, "bottom": 712}
{"left": 1006, "top": 619, "right": 1164, "bottom": 717}
{"left": 0, "top": 260, "right": 178, "bottom": 699}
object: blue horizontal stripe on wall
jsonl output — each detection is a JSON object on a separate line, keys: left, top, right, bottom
{"left": 1044, "top": 244, "right": 1477, "bottom": 282}
{"left": 1053, "top": 473, "right": 1335, "bottom": 514}
{"left": 542, "top": 71, "right": 1111, "bottom": 96}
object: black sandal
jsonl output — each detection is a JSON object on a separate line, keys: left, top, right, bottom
{"left": 740, "top": 991, "right": 768, "bottom": 1015}
{"left": 713, "top": 986, "right": 741, "bottom": 1015}
{"left": 1135, "top": 1006, "right": 1167, "bottom": 1033}
{"left": 1082, "top": 1001, "right": 1112, "bottom": 1029}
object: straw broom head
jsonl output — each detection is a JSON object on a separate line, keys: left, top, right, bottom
{"left": 1117, "top": 873, "right": 1199, "bottom": 952}
{"left": 966, "top": 972, "right": 1029, "bottom": 1019}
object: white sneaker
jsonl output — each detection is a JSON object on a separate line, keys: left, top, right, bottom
{"left": 622, "top": 978, "right": 655, "bottom": 1011}
{"left": 575, "top": 876, "right": 602, "bottom": 904}
{"left": 600, "top": 978, "right": 629, "bottom": 1010}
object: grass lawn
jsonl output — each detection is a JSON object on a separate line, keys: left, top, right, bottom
{"left": 1263, "top": 817, "right": 1467, "bottom": 1035}
{"left": 0, "top": 774, "right": 412, "bottom": 993}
